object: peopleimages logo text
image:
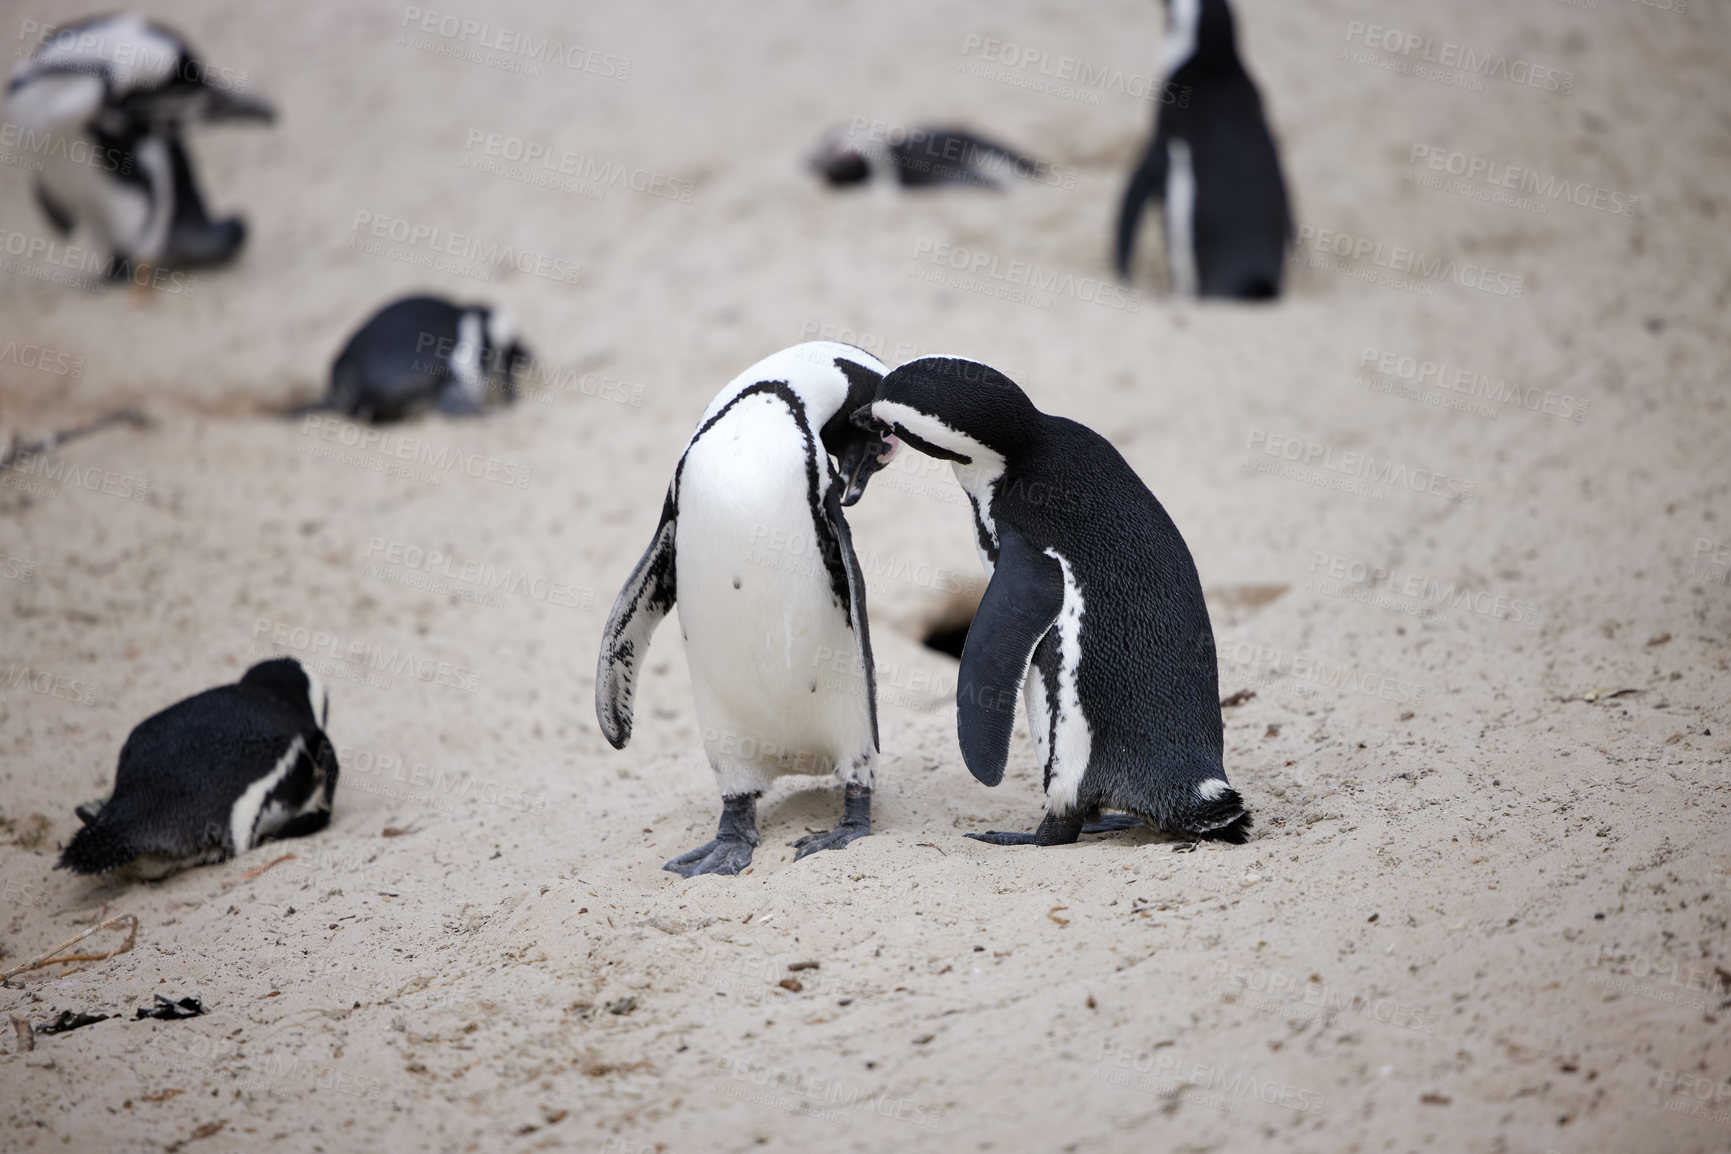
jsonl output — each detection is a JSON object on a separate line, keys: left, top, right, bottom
{"left": 398, "top": 8, "right": 630, "bottom": 79}
{"left": 349, "top": 211, "right": 581, "bottom": 285}
{"left": 911, "top": 239, "right": 1141, "bottom": 312}
{"left": 1295, "top": 225, "right": 1524, "bottom": 299}
{"left": 1343, "top": 21, "right": 1574, "bottom": 94}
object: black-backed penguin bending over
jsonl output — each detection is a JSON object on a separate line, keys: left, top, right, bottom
{"left": 5, "top": 15, "right": 275, "bottom": 275}
{"left": 1115, "top": 0, "right": 1290, "bottom": 299}
{"left": 597, "top": 343, "right": 899, "bottom": 877}
{"left": 847, "top": 356, "right": 1251, "bottom": 846}
{"left": 58, "top": 658, "right": 339, "bottom": 878}
{"left": 812, "top": 125, "right": 1048, "bottom": 190}
{"left": 319, "top": 295, "right": 529, "bottom": 422}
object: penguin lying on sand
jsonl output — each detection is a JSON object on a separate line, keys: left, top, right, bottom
{"left": 811, "top": 125, "right": 1050, "bottom": 190}
{"left": 846, "top": 356, "right": 1252, "bottom": 846}
{"left": 312, "top": 295, "right": 529, "bottom": 423}
{"left": 1115, "top": 0, "right": 1290, "bottom": 298}
{"left": 59, "top": 658, "right": 339, "bottom": 878}
{"left": 5, "top": 13, "right": 274, "bottom": 274}
{"left": 596, "top": 342, "right": 899, "bottom": 877}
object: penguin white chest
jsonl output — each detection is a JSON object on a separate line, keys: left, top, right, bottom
{"left": 672, "top": 397, "right": 871, "bottom": 786}
{"left": 953, "top": 465, "right": 1002, "bottom": 578}
{"left": 1040, "top": 549, "right": 1093, "bottom": 814}
{"left": 1164, "top": 138, "right": 1199, "bottom": 297}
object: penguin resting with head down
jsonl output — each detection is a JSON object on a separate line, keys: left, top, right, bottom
{"left": 58, "top": 658, "right": 339, "bottom": 878}
{"left": 315, "top": 294, "right": 529, "bottom": 422}
{"left": 4, "top": 13, "right": 275, "bottom": 275}
{"left": 845, "top": 356, "right": 1251, "bottom": 846}
{"left": 1115, "top": 0, "right": 1290, "bottom": 299}
{"left": 596, "top": 342, "right": 900, "bottom": 877}
{"left": 811, "top": 124, "right": 1050, "bottom": 190}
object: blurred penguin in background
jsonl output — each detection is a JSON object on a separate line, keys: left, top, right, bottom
{"left": 313, "top": 295, "right": 530, "bottom": 423}
{"left": 811, "top": 122, "right": 1057, "bottom": 191}
{"left": 5, "top": 14, "right": 274, "bottom": 276}
{"left": 1115, "top": 0, "right": 1291, "bottom": 299}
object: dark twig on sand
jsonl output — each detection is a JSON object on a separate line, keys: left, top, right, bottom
{"left": 0, "top": 912, "right": 140, "bottom": 985}
{"left": 0, "top": 407, "right": 150, "bottom": 472}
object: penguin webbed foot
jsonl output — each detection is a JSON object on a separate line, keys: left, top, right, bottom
{"left": 966, "top": 810, "right": 1083, "bottom": 847}
{"left": 965, "top": 830, "right": 1044, "bottom": 846}
{"left": 664, "top": 793, "right": 759, "bottom": 878}
{"left": 664, "top": 837, "right": 756, "bottom": 877}
{"left": 791, "top": 783, "right": 871, "bottom": 861}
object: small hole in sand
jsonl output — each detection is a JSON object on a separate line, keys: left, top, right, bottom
{"left": 923, "top": 618, "right": 971, "bottom": 659}
{"left": 917, "top": 587, "right": 982, "bottom": 659}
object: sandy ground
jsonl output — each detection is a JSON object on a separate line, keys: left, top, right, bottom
{"left": 1, "top": 0, "right": 1729, "bottom": 1151}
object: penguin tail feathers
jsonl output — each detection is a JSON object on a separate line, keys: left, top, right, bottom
{"left": 57, "top": 820, "right": 138, "bottom": 875}
{"left": 1183, "top": 783, "right": 1254, "bottom": 845}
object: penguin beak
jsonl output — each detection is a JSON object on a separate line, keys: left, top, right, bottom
{"left": 122, "top": 84, "right": 276, "bottom": 129}
{"left": 200, "top": 87, "right": 276, "bottom": 124}
{"left": 838, "top": 410, "right": 901, "bottom": 507}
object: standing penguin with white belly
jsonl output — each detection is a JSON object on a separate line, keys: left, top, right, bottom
{"left": 1115, "top": 0, "right": 1291, "bottom": 299}
{"left": 845, "top": 356, "right": 1251, "bottom": 846}
{"left": 596, "top": 343, "right": 900, "bottom": 877}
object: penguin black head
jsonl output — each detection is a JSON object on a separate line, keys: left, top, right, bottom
{"left": 33, "top": 15, "right": 279, "bottom": 129}
{"left": 238, "top": 658, "right": 327, "bottom": 728}
{"left": 120, "top": 68, "right": 276, "bottom": 128}
{"left": 809, "top": 128, "right": 877, "bottom": 187}
{"left": 846, "top": 356, "right": 1041, "bottom": 501}
{"left": 816, "top": 150, "right": 871, "bottom": 186}
{"left": 817, "top": 347, "right": 901, "bottom": 505}
{"left": 700, "top": 342, "right": 897, "bottom": 506}
{"left": 1161, "top": 0, "right": 1240, "bottom": 77}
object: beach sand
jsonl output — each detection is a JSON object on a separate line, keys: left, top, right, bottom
{"left": 1, "top": 1, "right": 1728, "bottom": 1150}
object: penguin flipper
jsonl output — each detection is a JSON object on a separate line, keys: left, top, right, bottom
{"left": 823, "top": 479, "right": 877, "bottom": 750}
{"left": 1114, "top": 134, "right": 1169, "bottom": 279}
{"left": 956, "top": 526, "right": 1063, "bottom": 787}
{"left": 595, "top": 491, "right": 679, "bottom": 749}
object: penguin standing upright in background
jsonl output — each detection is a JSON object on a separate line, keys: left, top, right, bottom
{"left": 5, "top": 13, "right": 274, "bottom": 274}
{"left": 317, "top": 295, "right": 530, "bottom": 422}
{"left": 845, "top": 356, "right": 1251, "bottom": 847}
{"left": 1115, "top": 0, "right": 1291, "bottom": 299}
{"left": 58, "top": 658, "right": 340, "bottom": 878}
{"left": 596, "top": 342, "right": 900, "bottom": 877}
{"left": 811, "top": 124, "right": 1050, "bottom": 190}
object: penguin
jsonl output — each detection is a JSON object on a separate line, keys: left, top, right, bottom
{"left": 1114, "top": 0, "right": 1291, "bottom": 299}
{"left": 58, "top": 658, "right": 339, "bottom": 878}
{"left": 596, "top": 342, "right": 901, "bottom": 877}
{"left": 4, "top": 13, "right": 274, "bottom": 275}
{"left": 844, "top": 356, "right": 1252, "bottom": 846}
{"left": 811, "top": 125, "right": 1049, "bottom": 190}
{"left": 314, "top": 295, "right": 530, "bottom": 423}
